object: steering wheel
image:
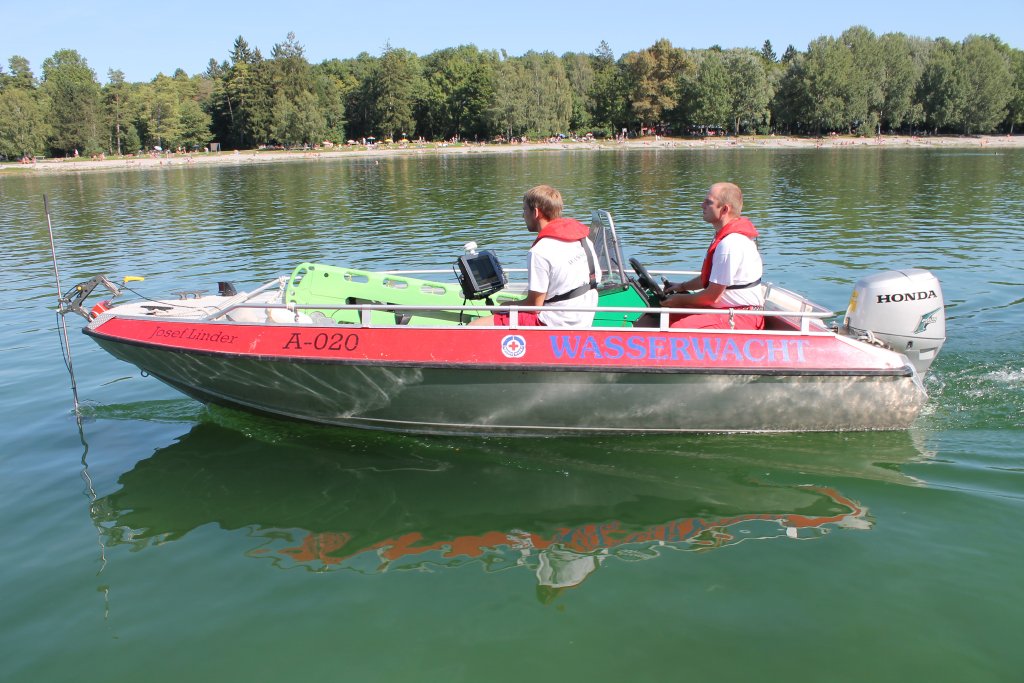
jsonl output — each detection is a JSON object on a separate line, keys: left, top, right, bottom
{"left": 629, "top": 257, "right": 666, "bottom": 301}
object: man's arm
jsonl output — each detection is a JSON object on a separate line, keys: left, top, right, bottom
{"left": 665, "top": 275, "right": 703, "bottom": 294}
{"left": 503, "top": 290, "right": 546, "bottom": 307}
{"left": 662, "top": 282, "right": 727, "bottom": 308}
{"left": 523, "top": 290, "right": 546, "bottom": 307}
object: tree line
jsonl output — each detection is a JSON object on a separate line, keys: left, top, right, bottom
{"left": 2, "top": 27, "right": 1023, "bottom": 160}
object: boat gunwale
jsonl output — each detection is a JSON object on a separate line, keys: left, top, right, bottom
{"left": 83, "top": 325, "right": 915, "bottom": 378}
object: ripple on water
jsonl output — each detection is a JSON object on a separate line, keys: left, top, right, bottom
{"left": 922, "top": 352, "right": 1024, "bottom": 431}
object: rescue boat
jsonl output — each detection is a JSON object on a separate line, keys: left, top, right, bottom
{"left": 62, "top": 211, "right": 946, "bottom": 435}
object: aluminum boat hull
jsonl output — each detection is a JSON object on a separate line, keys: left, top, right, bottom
{"left": 85, "top": 316, "right": 924, "bottom": 435}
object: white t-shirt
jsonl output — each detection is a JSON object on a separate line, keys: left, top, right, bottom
{"left": 527, "top": 237, "right": 601, "bottom": 327}
{"left": 708, "top": 233, "right": 764, "bottom": 308}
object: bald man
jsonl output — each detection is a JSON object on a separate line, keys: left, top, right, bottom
{"left": 659, "top": 182, "right": 764, "bottom": 329}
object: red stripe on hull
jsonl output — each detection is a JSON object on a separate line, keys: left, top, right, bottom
{"left": 89, "top": 317, "right": 903, "bottom": 373}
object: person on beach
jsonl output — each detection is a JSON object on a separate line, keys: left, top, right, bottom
{"left": 650, "top": 182, "right": 764, "bottom": 329}
{"left": 470, "top": 185, "right": 600, "bottom": 327}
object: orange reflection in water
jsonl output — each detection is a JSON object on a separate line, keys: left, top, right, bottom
{"left": 267, "top": 485, "right": 867, "bottom": 587}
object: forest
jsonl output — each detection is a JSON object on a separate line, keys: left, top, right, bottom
{"left": 1, "top": 27, "right": 1023, "bottom": 159}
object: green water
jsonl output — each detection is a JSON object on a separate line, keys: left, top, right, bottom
{"left": 2, "top": 149, "right": 1023, "bottom": 682}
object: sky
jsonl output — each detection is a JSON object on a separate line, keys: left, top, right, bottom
{"left": 3, "top": 0, "right": 1022, "bottom": 83}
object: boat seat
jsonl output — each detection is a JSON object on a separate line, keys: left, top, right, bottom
{"left": 764, "top": 316, "right": 800, "bottom": 331}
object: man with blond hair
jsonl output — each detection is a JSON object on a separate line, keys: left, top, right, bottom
{"left": 659, "top": 182, "right": 764, "bottom": 329}
{"left": 471, "top": 185, "right": 600, "bottom": 327}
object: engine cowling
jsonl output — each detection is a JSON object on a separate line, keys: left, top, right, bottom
{"left": 842, "top": 269, "right": 945, "bottom": 377}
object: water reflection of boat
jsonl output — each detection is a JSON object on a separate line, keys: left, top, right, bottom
{"left": 91, "top": 422, "right": 928, "bottom": 595}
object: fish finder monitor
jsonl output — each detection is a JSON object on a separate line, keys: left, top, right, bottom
{"left": 455, "top": 250, "right": 507, "bottom": 300}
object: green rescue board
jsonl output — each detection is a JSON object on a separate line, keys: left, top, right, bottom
{"left": 286, "top": 262, "right": 647, "bottom": 327}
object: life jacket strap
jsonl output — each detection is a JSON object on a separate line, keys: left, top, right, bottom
{"left": 726, "top": 278, "right": 762, "bottom": 290}
{"left": 545, "top": 238, "right": 598, "bottom": 304}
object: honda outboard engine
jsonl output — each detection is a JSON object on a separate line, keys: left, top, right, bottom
{"left": 842, "top": 269, "right": 945, "bottom": 376}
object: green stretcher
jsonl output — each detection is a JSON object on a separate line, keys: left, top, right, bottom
{"left": 285, "top": 262, "right": 648, "bottom": 328}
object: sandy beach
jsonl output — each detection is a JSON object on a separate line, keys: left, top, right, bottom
{"left": 3, "top": 134, "right": 1021, "bottom": 176}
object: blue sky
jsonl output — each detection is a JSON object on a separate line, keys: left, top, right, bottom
{"left": 4, "top": 0, "right": 1022, "bottom": 83}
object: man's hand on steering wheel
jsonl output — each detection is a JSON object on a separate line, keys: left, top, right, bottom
{"left": 628, "top": 257, "right": 667, "bottom": 301}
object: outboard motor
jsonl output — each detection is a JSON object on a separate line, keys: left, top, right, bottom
{"left": 842, "top": 269, "right": 945, "bottom": 376}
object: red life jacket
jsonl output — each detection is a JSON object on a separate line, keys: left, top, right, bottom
{"left": 700, "top": 217, "right": 759, "bottom": 288}
{"left": 531, "top": 217, "right": 590, "bottom": 246}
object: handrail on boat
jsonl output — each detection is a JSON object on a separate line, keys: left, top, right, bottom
{"left": 208, "top": 299, "right": 834, "bottom": 333}
{"left": 380, "top": 267, "right": 699, "bottom": 278}
{"left": 200, "top": 277, "right": 288, "bottom": 321}
{"left": 200, "top": 272, "right": 834, "bottom": 333}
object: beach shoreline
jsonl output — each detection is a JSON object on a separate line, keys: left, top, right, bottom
{"left": 3, "top": 133, "right": 1021, "bottom": 176}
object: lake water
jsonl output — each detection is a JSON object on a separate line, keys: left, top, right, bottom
{"left": 2, "top": 148, "right": 1023, "bottom": 682}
